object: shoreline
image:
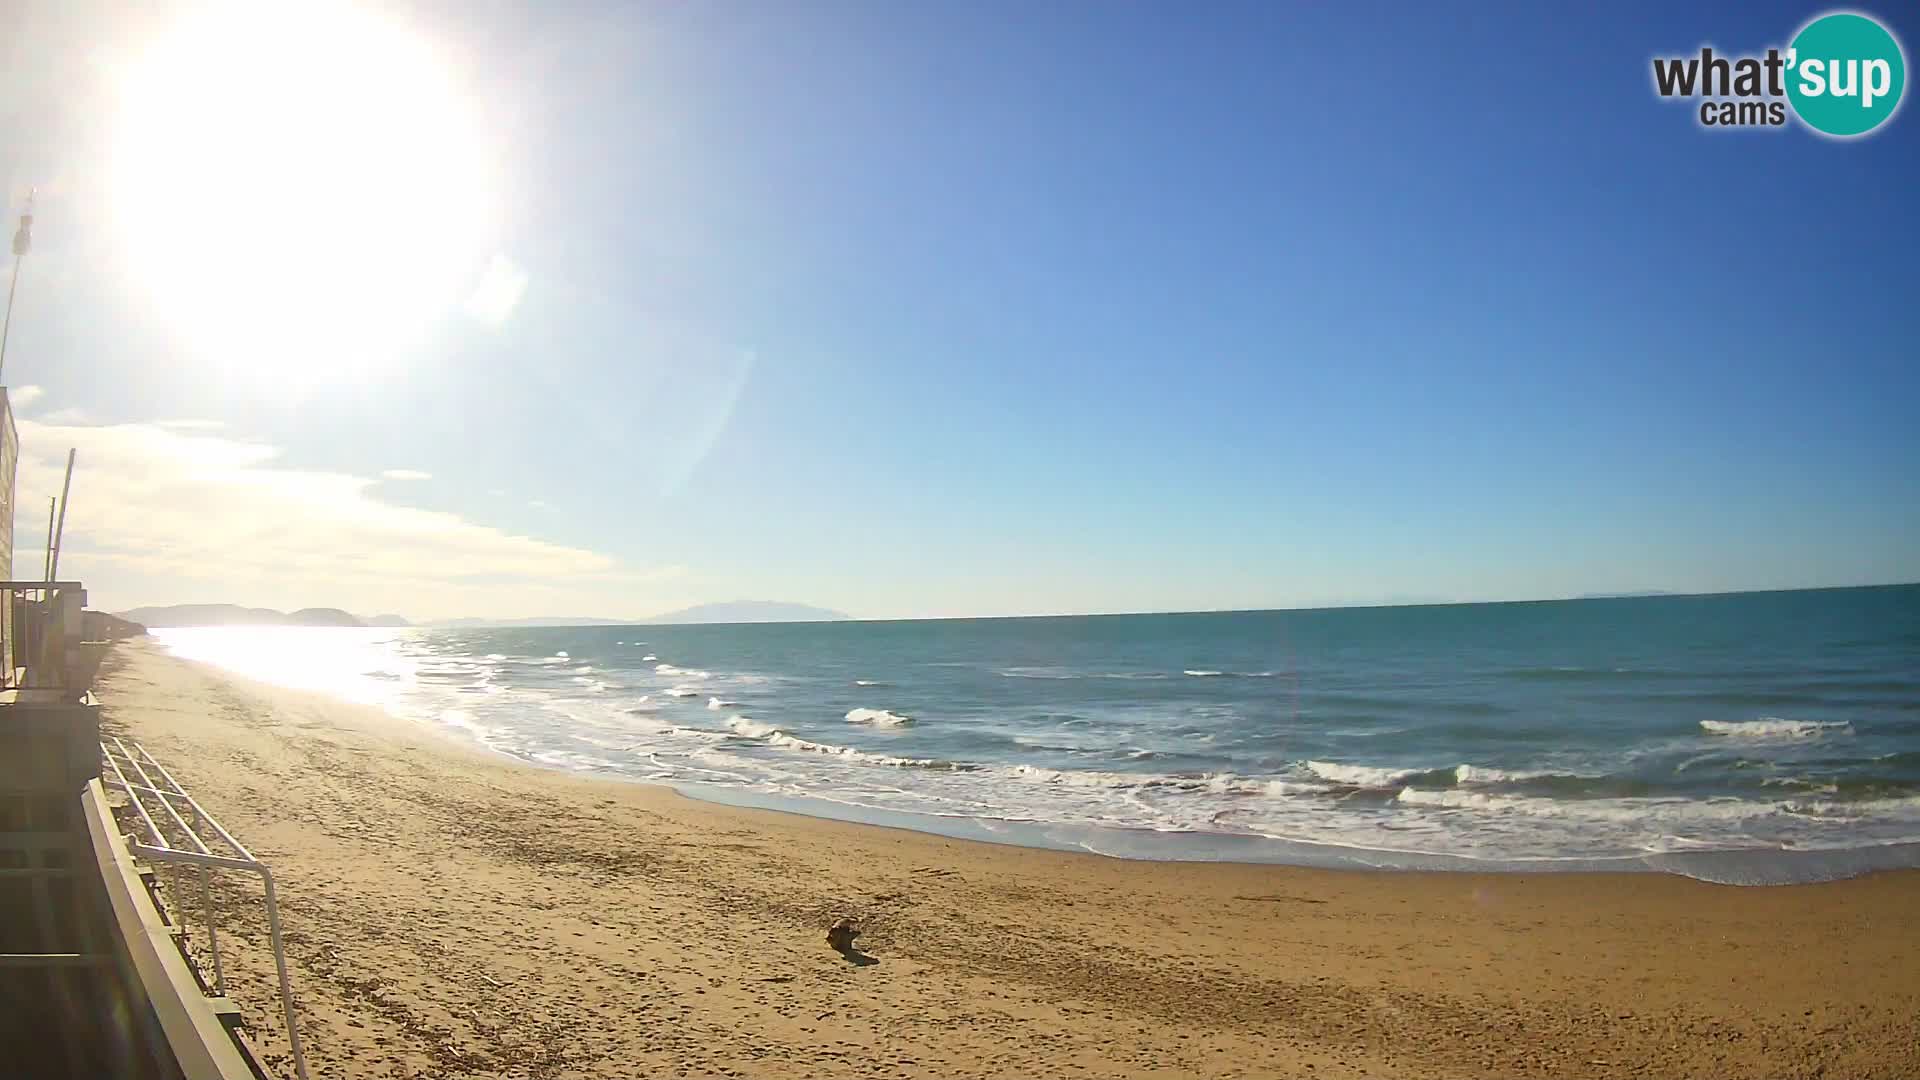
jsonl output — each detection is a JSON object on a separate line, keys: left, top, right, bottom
{"left": 669, "top": 781, "right": 1920, "bottom": 885}
{"left": 96, "top": 639, "right": 1920, "bottom": 1078}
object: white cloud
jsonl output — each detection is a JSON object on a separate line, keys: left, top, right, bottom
{"left": 380, "top": 469, "right": 432, "bottom": 481}
{"left": 13, "top": 417, "right": 690, "bottom": 618}
{"left": 464, "top": 253, "right": 529, "bottom": 328}
{"left": 156, "top": 419, "right": 226, "bottom": 431}
{"left": 9, "top": 385, "right": 44, "bottom": 408}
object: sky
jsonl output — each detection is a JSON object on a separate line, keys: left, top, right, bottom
{"left": 0, "top": 0, "right": 1914, "bottom": 621}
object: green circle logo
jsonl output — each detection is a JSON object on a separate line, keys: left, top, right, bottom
{"left": 1787, "top": 12, "right": 1906, "bottom": 137}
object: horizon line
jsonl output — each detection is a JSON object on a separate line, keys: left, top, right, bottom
{"left": 118, "top": 580, "right": 1918, "bottom": 628}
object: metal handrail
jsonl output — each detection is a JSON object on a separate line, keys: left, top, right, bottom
{"left": 101, "top": 738, "right": 310, "bottom": 1080}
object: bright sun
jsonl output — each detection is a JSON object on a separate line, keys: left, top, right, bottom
{"left": 110, "top": 3, "right": 498, "bottom": 379}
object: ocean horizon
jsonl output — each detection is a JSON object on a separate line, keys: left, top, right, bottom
{"left": 153, "top": 583, "right": 1920, "bottom": 885}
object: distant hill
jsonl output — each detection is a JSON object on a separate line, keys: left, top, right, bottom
{"left": 83, "top": 611, "right": 147, "bottom": 640}
{"left": 422, "top": 603, "right": 850, "bottom": 628}
{"left": 119, "top": 604, "right": 365, "bottom": 628}
{"left": 124, "top": 601, "right": 847, "bottom": 630}
{"left": 288, "top": 607, "right": 362, "bottom": 626}
{"left": 1576, "top": 590, "right": 1676, "bottom": 600}
{"left": 644, "top": 602, "right": 850, "bottom": 625}
{"left": 429, "top": 616, "right": 638, "bottom": 628}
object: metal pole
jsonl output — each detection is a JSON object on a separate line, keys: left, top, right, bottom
{"left": 0, "top": 190, "right": 32, "bottom": 384}
{"left": 260, "top": 871, "right": 311, "bottom": 1080}
{"left": 198, "top": 867, "right": 226, "bottom": 997}
{"left": 48, "top": 449, "right": 74, "bottom": 581}
{"left": 43, "top": 498, "right": 55, "bottom": 581}
{"left": 0, "top": 240, "right": 22, "bottom": 384}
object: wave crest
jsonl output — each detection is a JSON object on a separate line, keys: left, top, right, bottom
{"left": 1701, "top": 718, "right": 1852, "bottom": 739}
{"left": 1306, "top": 760, "right": 1439, "bottom": 789}
{"left": 846, "top": 707, "right": 913, "bottom": 727}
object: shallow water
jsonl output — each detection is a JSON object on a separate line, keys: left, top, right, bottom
{"left": 155, "top": 584, "right": 1920, "bottom": 883}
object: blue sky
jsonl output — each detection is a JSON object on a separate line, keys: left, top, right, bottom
{"left": 0, "top": 0, "right": 1915, "bottom": 619}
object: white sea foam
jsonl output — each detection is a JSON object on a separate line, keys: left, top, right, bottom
{"left": 725, "top": 717, "right": 960, "bottom": 769}
{"left": 1701, "top": 718, "right": 1852, "bottom": 739}
{"left": 656, "top": 663, "right": 710, "bottom": 678}
{"left": 1396, "top": 787, "right": 1531, "bottom": 811}
{"left": 1001, "top": 667, "right": 1080, "bottom": 680}
{"left": 707, "top": 697, "right": 740, "bottom": 710}
{"left": 642, "top": 654, "right": 657, "bottom": 661}
{"left": 664, "top": 686, "right": 700, "bottom": 698}
{"left": 1306, "top": 760, "right": 1429, "bottom": 788}
{"left": 853, "top": 679, "right": 885, "bottom": 686}
{"left": 436, "top": 708, "right": 496, "bottom": 741}
{"left": 1183, "top": 669, "right": 1224, "bottom": 677}
{"left": 845, "top": 707, "right": 913, "bottom": 727}
{"left": 1453, "top": 764, "right": 1579, "bottom": 785}
{"left": 725, "top": 716, "right": 779, "bottom": 738}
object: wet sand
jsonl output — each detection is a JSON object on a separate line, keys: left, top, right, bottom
{"left": 96, "top": 639, "right": 1920, "bottom": 1079}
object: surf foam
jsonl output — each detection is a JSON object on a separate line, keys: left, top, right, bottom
{"left": 1701, "top": 718, "right": 1852, "bottom": 739}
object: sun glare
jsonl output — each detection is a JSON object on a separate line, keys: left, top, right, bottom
{"left": 109, "top": 3, "right": 498, "bottom": 381}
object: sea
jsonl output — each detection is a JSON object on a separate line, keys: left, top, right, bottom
{"left": 152, "top": 584, "right": 1920, "bottom": 884}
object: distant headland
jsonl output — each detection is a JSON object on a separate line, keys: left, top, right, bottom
{"left": 114, "top": 601, "right": 850, "bottom": 629}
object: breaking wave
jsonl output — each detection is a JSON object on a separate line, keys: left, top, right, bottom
{"left": 1701, "top": 718, "right": 1853, "bottom": 739}
{"left": 845, "top": 707, "right": 913, "bottom": 727}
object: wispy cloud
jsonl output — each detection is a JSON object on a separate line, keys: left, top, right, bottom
{"left": 9, "top": 385, "right": 44, "bottom": 408}
{"left": 14, "top": 417, "right": 690, "bottom": 618}
{"left": 156, "top": 419, "right": 226, "bottom": 431}
{"left": 380, "top": 469, "right": 433, "bottom": 481}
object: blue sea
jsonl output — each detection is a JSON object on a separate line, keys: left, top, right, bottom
{"left": 154, "top": 585, "right": 1920, "bottom": 883}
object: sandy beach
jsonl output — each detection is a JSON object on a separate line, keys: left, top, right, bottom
{"left": 94, "top": 639, "right": 1920, "bottom": 1079}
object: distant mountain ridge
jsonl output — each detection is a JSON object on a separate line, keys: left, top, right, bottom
{"left": 116, "top": 601, "right": 848, "bottom": 629}
{"left": 430, "top": 616, "right": 636, "bottom": 628}
{"left": 429, "top": 603, "right": 851, "bottom": 628}
{"left": 119, "top": 604, "right": 372, "bottom": 627}
{"left": 644, "top": 602, "right": 849, "bottom": 624}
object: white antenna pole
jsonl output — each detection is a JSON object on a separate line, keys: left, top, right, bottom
{"left": 49, "top": 448, "right": 74, "bottom": 580}
{"left": 43, "top": 497, "right": 55, "bottom": 581}
{"left": 0, "top": 188, "right": 34, "bottom": 383}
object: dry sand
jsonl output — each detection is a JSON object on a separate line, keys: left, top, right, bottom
{"left": 95, "top": 639, "right": 1920, "bottom": 1079}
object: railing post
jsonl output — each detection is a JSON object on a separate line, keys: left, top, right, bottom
{"left": 259, "top": 870, "right": 309, "bottom": 1080}
{"left": 198, "top": 866, "right": 225, "bottom": 997}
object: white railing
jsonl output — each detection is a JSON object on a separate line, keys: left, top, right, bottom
{"left": 100, "top": 737, "right": 309, "bottom": 1080}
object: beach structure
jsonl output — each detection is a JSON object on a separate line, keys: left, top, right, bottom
{"left": 0, "top": 252, "right": 301, "bottom": 1077}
